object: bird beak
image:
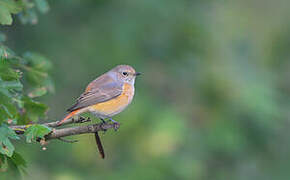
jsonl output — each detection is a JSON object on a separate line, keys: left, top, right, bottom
{"left": 134, "top": 72, "right": 141, "bottom": 76}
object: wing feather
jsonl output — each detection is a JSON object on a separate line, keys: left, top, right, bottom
{"left": 67, "top": 73, "right": 123, "bottom": 112}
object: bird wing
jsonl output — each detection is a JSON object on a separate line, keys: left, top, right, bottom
{"left": 67, "top": 73, "right": 123, "bottom": 112}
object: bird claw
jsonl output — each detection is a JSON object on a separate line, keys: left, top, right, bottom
{"left": 109, "top": 118, "right": 120, "bottom": 131}
{"left": 113, "top": 122, "right": 120, "bottom": 131}
{"left": 75, "top": 116, "right": 91, "bottom": 123}
{"left": 99, "top": 118, "right": 120, "bottom": 132}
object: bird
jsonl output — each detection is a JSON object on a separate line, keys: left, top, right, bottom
{"left": 57, "top": 65, "right": 141, "bottom": 126}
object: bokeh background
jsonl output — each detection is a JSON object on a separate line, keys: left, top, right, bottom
{"left": 3, "top": 0, "right": 290, "bottom": 179}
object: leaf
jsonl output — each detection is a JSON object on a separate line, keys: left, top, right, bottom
{"left": 26, "top": 68, "right": 48, "bottom": 85}
{"left": 0, "top": 6, "right": 12, "bottom": 25}
{"left": 0, "top": 0, "right": 23, "bottom": 25}
{"left": 20, "top": 96, "right": 48, "bottom": 123}
{"left": 0, "top": 124, "right": 19, "bottom": 157}
{"left": 0, "top": 0, "right": 23, "bottom": 14}
{"left": 0, "top": 62, "right": 22, "bottom": 81}
{"left": 22, "top": 52, "right": 54, "bottom": 91}
{"left": 0, "top": 59, "right": 22, "bottom": 81}
{"left": 0, "top": 80, "right": 23, "bottom": 92}
{"left": 34, "top": 0, "right": 49, "bottom": 14}
{"left": 10, "top": 152, "right": 26, "bottom": 168}
{"left": 28, "top": 87, "right": 47, "bottom": 98}
{"left": 0, "top": 90, "right": 20, "bottom": 123}
{"left": 0, "top": 153, "right": 7, "bottom": 169}
{"left": 23, "top": 52, "right": 52, "bottom": 71}
{"left": 24, "top": 124, "right": 51, "bottom": 143}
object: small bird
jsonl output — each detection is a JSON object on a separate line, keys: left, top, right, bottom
{"left": 57, "top": 65, "right": 141, "bottom": 126}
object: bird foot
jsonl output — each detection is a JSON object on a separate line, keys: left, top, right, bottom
{"left": 74, "top": 116, "right": 91, "bottom": 123}
{"left": 109, "top": 118, "right": 120, "bottom": 131}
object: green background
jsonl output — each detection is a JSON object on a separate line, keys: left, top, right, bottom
{"left": 3, "top": 0, "right": 290, "bottom": 179}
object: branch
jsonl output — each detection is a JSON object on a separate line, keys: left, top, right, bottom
{"left": 45, "top": 122, "right": 120, "bottom": 140}
{"left": 11, "top": 116, "right": 91, "bottom": 130}
{"left": 10, "top": 117, "right": 120, "bottom": 141}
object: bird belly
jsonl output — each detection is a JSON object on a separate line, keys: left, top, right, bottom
{"left": 88, "top": 83, "right": 134, "bottom": 118}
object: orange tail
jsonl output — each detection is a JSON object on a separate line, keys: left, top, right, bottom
{"left": 57, "top": 110, "right": 79, "bottom": 126}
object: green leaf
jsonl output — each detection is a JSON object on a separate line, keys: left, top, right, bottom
{"left": 0, "top": 6, "right": 12, "bottom": 25}
{"left": 0, "top": 124, "right": 19, "bottom": 157}
{"left": 24, "top": 124, "right": 51, "bottom": 143}
{"left": 28, "top": 87, "right": 47, "bottom": 98}
{"left": 0, "top": 61, "right": 22, "bottom": 81}
{"left": 20, "top": 96, "right": 48, "bottom": 123}
{"left": 26, "top": 68, "right": 48, "bottom": 85}
{"left": 34, "top": 0, "right": 49, "bottom": 14}
{"left": 0, "top": 77, "right": 22, "bottom": 123}
{"left": 22, "top": 52, "right": 54, "bottom": 91}
{"left": 0, "top": 80, "right": 23, "bottom": 92}
{"left": 0, "top": 0, "right": 23, "bottom": 14}
{"left": 0, "top": 0, "right": 23, "bottom": 25}
{"left": 23, "top": 52, "right": 52, "bottom": 71}
{"left": 10, "top": 152, "right": 26, "bottom": 168}
{"left": 0, "top": 153, "right": 7, "bottom": 169}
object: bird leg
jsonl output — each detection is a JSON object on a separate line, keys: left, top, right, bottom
{"left": 100, "top": 118, "right": 108, "bottom": 134}
{"left": 100, "top": 118, "right": 106, "bottom": 124}
{"left": 109, "top": 118, "right": 120, "bottom": 131}
{"left": 74, "top": 116, "right": 91, "bottom": 124}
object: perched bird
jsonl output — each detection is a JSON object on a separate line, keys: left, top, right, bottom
{"left": 57, "top": 65, "right": 141, "bottom": 126}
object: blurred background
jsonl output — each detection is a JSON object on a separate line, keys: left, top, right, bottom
{"left": 2, "top": 0, "right": 290, "bottom": 179}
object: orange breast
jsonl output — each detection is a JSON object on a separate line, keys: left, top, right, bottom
{"left": 89, "top": 83, "right": 134, "bottom": 117}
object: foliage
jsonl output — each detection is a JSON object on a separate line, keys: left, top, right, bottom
{"left": 0, "top": 124, "right": 19, "bottom": 157}
{"left": 0, "top": 1, "right": 53, "bottom": 176}
{"left": 0, "top": 0, "right": 49, "bottom": 25}
{"left": 24, "top": 124, "right": 51, "bottom": 143}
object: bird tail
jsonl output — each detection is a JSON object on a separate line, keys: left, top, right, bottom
{"left": 57, "top": 110, "right": 79, "bottom": 126}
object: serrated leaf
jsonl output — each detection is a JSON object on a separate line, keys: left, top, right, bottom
{"left": 0, "top": 124, "right": 19, "bottom": 157}
{"left": 24, "top": 124, "right": 51, "bottom": 143}
{"left": 34, "top": 0, "right": 49, "bottom": 14}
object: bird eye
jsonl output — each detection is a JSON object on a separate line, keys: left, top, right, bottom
{"left": 122, "top": 72, "right": 128, "bottom": 76}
